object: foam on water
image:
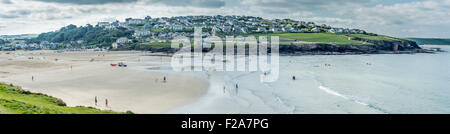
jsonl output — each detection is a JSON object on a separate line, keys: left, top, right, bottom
{"left": 318, "top": 85, "right": 369, "bottom": 106}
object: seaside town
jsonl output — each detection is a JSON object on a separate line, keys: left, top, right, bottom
{"left": 0, "top": 15, "right": 367, "bottom": 51}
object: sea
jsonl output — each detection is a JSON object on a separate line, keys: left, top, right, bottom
{"left": 136, "top": 45, "right": 450, "bottom": 114}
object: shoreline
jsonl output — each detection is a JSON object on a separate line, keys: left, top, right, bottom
{"left": 0, "top": 50, "right": 209, "bottom": 114}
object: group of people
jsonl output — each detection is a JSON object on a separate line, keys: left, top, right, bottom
{"left": 94, "top": 96, "right": 109, "bottom": 108}
{"left": 154, "top": 76, "right": 167, "bottom": 83}
{"left": 222, "top": 82, "right": 240, "bottom": 95}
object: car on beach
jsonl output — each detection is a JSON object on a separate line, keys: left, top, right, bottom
{"left": 118, "top": 62, "right": 127, "bottom": 67}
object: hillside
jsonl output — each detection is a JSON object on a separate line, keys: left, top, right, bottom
{"left": 0, "top": 83, "right": 128, "bottom": 114}
{"left": 2, "top": 15, "right": 424, "bottom": 54}
{"left": 26, "top": 24, "right": 135, "bottom": 48}
{"left": 129, "top": 33, "right": 421, "bottom": 54}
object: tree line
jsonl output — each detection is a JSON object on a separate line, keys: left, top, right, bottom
{"left": 26, "top": 24, "right": 135, "bottom": 48}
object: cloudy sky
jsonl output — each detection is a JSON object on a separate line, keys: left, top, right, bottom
{"left": 0, "top": 0, "right": 449, "bottom": 38}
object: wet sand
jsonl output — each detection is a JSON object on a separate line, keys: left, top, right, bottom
{"left": 0, "top": 50, "right": 209, "bottom": 113}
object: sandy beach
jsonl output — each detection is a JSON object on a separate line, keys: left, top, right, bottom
{"left": 0, "top": 50, "right": 209, "bottom": 113}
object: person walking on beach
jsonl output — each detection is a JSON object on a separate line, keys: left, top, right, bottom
{"left": 31, "top": 76, "right": 34, "bottom": 81}
{"left": 235, "top": 82, "right": 239, "bottom": 95}
{"left": 223, "top": 86, "right": 226, "bottom": 94}
{"left": 163, "top": 76, "right": 166, "bottom": 83}
{"left": 105, "top": 99, "right": 108, "bottom": 107}
{"left": 95, "top": 96, "right": 98, "bottom": 106}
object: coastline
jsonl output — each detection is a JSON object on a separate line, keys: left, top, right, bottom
{"left": 0, "top": 50, "right": 209, "bottom": 113}
{"left": 0, "top": 45, "right": 446, "bottom": 114}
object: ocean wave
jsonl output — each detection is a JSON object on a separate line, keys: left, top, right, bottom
{"left": 318, "top": 85, "right": 368, "bottom": 106}
{"left": 318, "top": 85, "right": 390, "bottom": 113}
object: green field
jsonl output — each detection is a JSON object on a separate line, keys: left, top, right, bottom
{"left": 346, "top": 34, "right": 403, "bottom": 41}
{"left": 0, "top": 83, "right": 127, "bottom": 114}
{"left": 130, "top": 33, "right": 404, "bottom": 50}
{"left": 250, "top": 33, "right": 365, "bottom": 45}
{"left": 248, "top": 33, "right": 407, "bottom": 45}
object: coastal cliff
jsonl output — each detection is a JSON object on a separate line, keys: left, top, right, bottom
{"left": 139, "top": 38, "right": 423, "bottom": 55}
{"left": 276, "top": 37, "right": 422, "bottom": 55}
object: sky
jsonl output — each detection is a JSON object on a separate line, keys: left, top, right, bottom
{"left": 0, "top": 0, "right": 449, "bottom": 38}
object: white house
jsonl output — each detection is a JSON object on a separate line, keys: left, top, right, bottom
{"left": 257, "top": 27, "right": 267, "bottom": 32}
{"left": 172, "top": 25, "right": 183, "bottom": 31}
{"left": 127, "top": 19, "right": 144, "bottom": 25}
{"left": 134, "top": 30, "right": 151, "bottom": 38}
{"left": 312, "top": 27, "right": 321, "bottom": 32}
{"left": 328, "top": 28, "right": 337, "bottom": 33}
{"left": 112, "top": 37, "right": 133, "bottom": 49}
{"left": 222, "top": 25, "right": 232, "bottom": 33}
{"left": 116, "top": 37, "right": 130, "bottom": 44}
{"left": 300, "top": 28, "right": 309, "bottom": 32}
{"left": 97, "top": 22, "right": 110, "bottom": 27}
{"left": 118, "top": 22, "right": 128, "bottom": 28}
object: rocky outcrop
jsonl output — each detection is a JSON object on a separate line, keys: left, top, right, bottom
{"left": 137, "top": 38, "right": 423, "bottom": 55}
{"left": 276, "top": 38, "right": 422, "bottom": 55}
{"left": 350, "top": 37, "right": 421, "bottom": 51}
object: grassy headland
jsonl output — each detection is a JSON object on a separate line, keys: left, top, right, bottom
{"left": 251, "top": 33, "right": 364, "bottom": 45}
{"left": 120, "top": 32, "right": 416, "bottom": 52}
{"left": 0, "top": 82, "right": 126, "bottom": 114}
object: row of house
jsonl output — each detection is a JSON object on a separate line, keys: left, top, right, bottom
{"left": 96, "top": 15, "right": 367, "bottom": 49}
{"left": 0, "top": 41, "right": 60, "bottom": 50}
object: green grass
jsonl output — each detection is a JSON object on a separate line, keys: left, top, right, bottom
{"left": 135, "top": 33, "right": 404, "bottom": 48}
{"left": 0, "top": 83, "right": 127, "bottom": 114}
{"left": 134, "top": 42, "right": 174, "bottom": 51}
{"left": 346, "top": 34, "right": 403, "bottom": 41}
{"left": 249, "top": 33, "right": 365, "bottom": 45}
{"left": 138, "top": 42, "right": 172, "bottom": 48}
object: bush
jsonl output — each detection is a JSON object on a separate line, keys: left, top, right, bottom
{"left": 125, "top": 110, "right": 135, "bottom": 114}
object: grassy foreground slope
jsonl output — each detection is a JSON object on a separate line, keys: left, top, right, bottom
{"left": 0, "top": 83, "right": 124, "bottom": 114}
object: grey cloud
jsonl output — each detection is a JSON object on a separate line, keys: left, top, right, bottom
{"left": 9, "top": 10, "right": 32, "bottom": 15}
{"left": 235, "top": 0, "right": 372, "bottom": 22}
{"left": 0, "top": 14, "right": 19, "bottom": 19}
{"left": 46, "top": 15, "right": 73, "bottom": 20}
{"left": 0, "top": 10, "right": 32, "bottom": 19}
{"left": 32, "top": 0, "right": 225, "bottom": 8}
{"left": 32, "top": 0, "right": 138, "bottom": 5}
{"left": 148, "top": 0, "right": 225, "bottom": 8}
{"left": 241, "top": 0, "right": 369, "bottom": 10}
{"left": 1, "top": 0, "right": 13, "bottom": 4}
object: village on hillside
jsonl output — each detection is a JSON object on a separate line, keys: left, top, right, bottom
{"left": 0, "top": 15, "right": 367, "bottom": 51}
